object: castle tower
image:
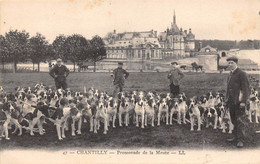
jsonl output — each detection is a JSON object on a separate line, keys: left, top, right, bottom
{"left": 186, "top": 28, "right": 195, "bottom": 51}
{"left": 169, "top": 11, "right": 185, "bottom": 58}
{"left": 173, "top": 10, "right": 176, "bottom": 24}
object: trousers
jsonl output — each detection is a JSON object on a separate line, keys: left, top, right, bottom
{"left": 170, "top": 83, "right": 180, "bottom": 97}
{"left": 228, "top": 102, "right": 245, "bottom": 142}
{"left": 113, "top": 84, "right": 123, "bottom": 98}
{"left": 55, "top": 80, "right": 67, "bottom": 90}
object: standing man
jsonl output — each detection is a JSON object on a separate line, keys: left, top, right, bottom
{"left": 167, "top": 61, "right": 185, "bottom": 97}
{"left": 111, "top": 62, "right": 129, "bottom": 98}
{"left": 226, "top": 56, "right": 250, "bottom": 148}
{"left": 49, "top": 58, "right": 70, "bottom": 90}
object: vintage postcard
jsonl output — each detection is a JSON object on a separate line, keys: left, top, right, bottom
{"left": 0, "top": 0, "right": 260, "bottom": 163}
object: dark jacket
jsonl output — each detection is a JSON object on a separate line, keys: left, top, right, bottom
{"left": 226, "top": 68, "right": 250, "bottom": 105}
{"left": 49, "top": 65, "right": 69, "bottom": 82}
{"left": 167, "top": 68, "right": 185, "bottom": 86}
{"left": 112, "top": 68, "right": 129, "bottom": 85}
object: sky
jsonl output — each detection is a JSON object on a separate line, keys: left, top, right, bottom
{"left": 0, "top": 0, "right": 260, "bottom": 43}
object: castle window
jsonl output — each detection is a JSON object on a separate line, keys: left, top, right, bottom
{"left": 142, "top": 50, "right": 145, "bottom": 56}
{"left": 151, "top": 50, "right": 154, "bottom": 58}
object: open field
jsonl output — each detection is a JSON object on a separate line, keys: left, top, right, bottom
{"left": 0, "top": 72, "right": 260, "bottom": 150}
{"left": 0, "top": 72, "right": 230, "bottom": 98}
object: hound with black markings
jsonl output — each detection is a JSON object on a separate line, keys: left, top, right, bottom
{"left": 93, "top": 100, "right": 108, "bottom": 134}
{"left": 187, "top": 97, "right": 204, "bottom": 131}
{"left": 144, "top": 98, "right": 157, "bottom": 127}
{"left": 134, "top": 96, "right": 146, "bottom": 128}
{"left": 248, "top": 95, "right": 260, "bottom": 123}
{"left": 106, "top": 97, "right": 118, "bottom": 128}
{"left": 157, "top": 98, "right": 169, "bottom": 126}
{"left": 216, "top": 102, "right": 233, "bottom": 133}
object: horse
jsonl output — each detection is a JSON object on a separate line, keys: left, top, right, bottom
{"left": 191, "top": 62, "right": 203, "bottom": 72}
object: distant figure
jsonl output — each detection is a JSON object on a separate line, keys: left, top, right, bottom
{"left": 191, "top": 62, "right": 203, "bottom": 72}
{"left": 111, "top": 62, "right": 129, "bottom": 98}
{"left": 49, "top": 58, "right": 70, "bottom": 90}
{"left": 225, "top": 56, "right": 250, "bottom": 148}
{"left": 167, "top": 61, "right": 185, "bottom": 97}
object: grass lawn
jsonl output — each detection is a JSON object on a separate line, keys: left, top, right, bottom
{"left": 0, "top": 72, "right": 259, "bottom": 150}
{"left": 0, "top": 72, "right": 229, "bottom": 98}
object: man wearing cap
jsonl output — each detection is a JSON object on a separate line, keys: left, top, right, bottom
{"left": 49, "top": 58, "right": 70, "bottom": 90}
{"left": 167, "top": 61, "right": 185, "bottom": 97}
{"left": 225, "top": 56, "right": 250, "bottom": 148}
{"left": 111, "top": 62, "right": 129, "bottom": 97}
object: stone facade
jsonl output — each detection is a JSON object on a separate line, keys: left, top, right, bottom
{"left": 103, "top": 12, "right": 195, "bottom": 62}
{"left": 198, "top": 45, "right": 219, "bottom": 71}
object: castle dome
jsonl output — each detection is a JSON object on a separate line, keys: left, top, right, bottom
{"left": 186, "top": 28, "right": 195, "bottom": 40}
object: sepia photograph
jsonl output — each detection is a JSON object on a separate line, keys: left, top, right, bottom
{"left": 0, "top": 0, "right": 260, "bottom": 163}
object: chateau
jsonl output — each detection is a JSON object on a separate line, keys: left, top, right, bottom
{"left": 100, "top": 12, "right": 196, "bottom": 70}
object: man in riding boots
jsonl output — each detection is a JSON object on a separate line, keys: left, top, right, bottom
{"left": 111, "top": 62, "right": 129, "bottom": 98}
{"left": 49, "top": 58, "right": 70, "bottom": 90}
{"left": 168, "top": 61, "right": 185, "bottom": 97}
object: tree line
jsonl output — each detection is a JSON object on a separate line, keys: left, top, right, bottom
{"left": 0, "top": 29, "right": 106, "bottom": 73}
{"left": 195, "top": 39, "right": 260, "bottom": 51}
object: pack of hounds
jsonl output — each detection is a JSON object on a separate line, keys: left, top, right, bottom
{"left": 0, "top": 84, "right": 259, "bottom": 141}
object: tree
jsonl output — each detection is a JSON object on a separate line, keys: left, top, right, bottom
{"left": 0, "top": 35, "right": 11, "bottom": 71}
{"left": 64, "top": 34, "right": 90, "bottom": 72}
{"left": 4, "top": 30, "right": 30, "bottom": 73}
{"left": 52, "top": 35, "right": 67, "bottom": 60}
{"left": 90, "top": 35, "right": 106, "bottom": 72}
{"left": 28, "top": 33, "right": 49, "bottom": 72}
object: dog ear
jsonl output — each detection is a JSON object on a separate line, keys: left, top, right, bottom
{"left": 160, "top": 93, "right": 166, "bottom": 98}
{"left": 147, "top": 99, "right": 152, "bottom": 107}
{"left": 216, "top": 107, "right": 221, "bottom": 117}
{"left": 183, "top": 95, "right": 187, "bottom": 101}
{"left": 104, "top": 101, "right": 108, "bottom": 108}
{"left": 136, "top": 97, "right": 140, "bottom": 102}
{"left": 124, "top": 92, "right": 128, "bottom": 97}
{"left": 121, "top": 99, "right": 125, "bottom": 107}
{"left": 250, "top": 97, "right": 256, "bottom": 101}
{"left": 209, "top": 108, "right": 215, "bottom": 114}
{"left": 166, "top": 99, "right": 171, "bottom": 107}
{"left": 186, "top": 99, "right": 191, "bottom": 106}
{"left": 212, "top": 92, "right": 216, "bottom": 97}
{"left": 117, "top": 92, "right": 121, "bottom": 99}
{"left": 109, "top": 99, "right": 113, "bottom": 107}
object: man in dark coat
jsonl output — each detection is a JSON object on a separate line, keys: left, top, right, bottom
{"left": 111, "top": 62, "right": 129, "bottom": 98}
{"left": 49, "top": 58, "right": 70, "bottom": 90}
{"left": 167, "top": 61, "right": 185, "bottom": 97}
{"left": 226, "top": 56, "right": 250, "bottom": 148}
